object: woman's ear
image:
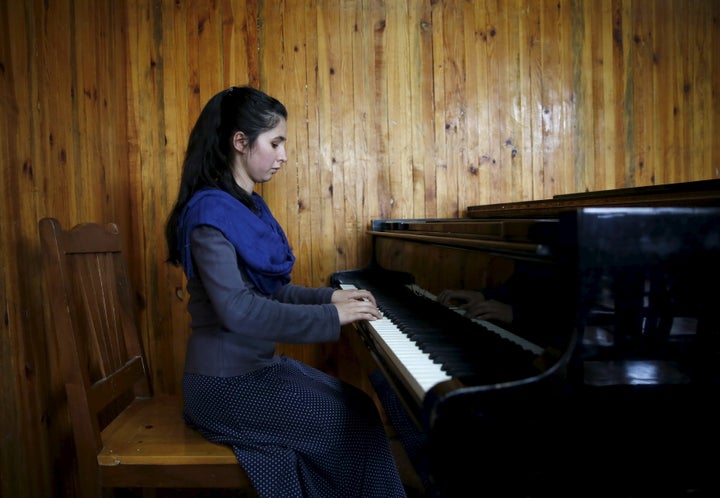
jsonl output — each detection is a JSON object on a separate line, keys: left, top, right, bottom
{"left": 232, "top": 131, "right": 248, "bottom": 153}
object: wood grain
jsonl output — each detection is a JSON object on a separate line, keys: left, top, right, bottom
{"left": 2, "top": 1, "right": 719, "bottom": 496}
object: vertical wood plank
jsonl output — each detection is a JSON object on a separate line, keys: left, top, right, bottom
{"left": 429, "top": 1, "right": 447, "bottom": 216}
{"left": 462, "top": 0, "right": 484, "bottom": 208}
{"left": 385, "top": 0, "right": 414, "bottom": 218}
{"left": 413, "top": 0, "right": 436, "bottom": 218}
{"left": 505, "top": 0, "right": 533, "bottom": 202}
{"left": 571, "top": 0, "right": 592, "bottom": 193}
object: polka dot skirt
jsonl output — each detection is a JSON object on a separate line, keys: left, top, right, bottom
{"left": 183, "top": 356, "right": 407, "bottom": 498}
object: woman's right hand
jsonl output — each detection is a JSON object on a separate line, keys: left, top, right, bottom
{"left": 334, "top": 299, "right": 383, "bottom": 325}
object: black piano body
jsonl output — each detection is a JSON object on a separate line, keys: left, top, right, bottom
{"left": 331, "top": 179, "right": 720, "bottom": 497}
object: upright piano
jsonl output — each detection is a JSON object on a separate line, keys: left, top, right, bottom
{"left": 331, "top": 179, "right": 720, "bottom": 497}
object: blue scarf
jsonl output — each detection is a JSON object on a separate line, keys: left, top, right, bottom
{"left": 178, "top": 189, "right": 295, "bottom": 295}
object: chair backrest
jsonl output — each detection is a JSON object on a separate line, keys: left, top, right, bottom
{"left": 39, "top": 217, "right": 152, "bottom": 485}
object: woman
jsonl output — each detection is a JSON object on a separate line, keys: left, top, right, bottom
{"left": 164, "top": 86, "right": 407, "bottom": 497}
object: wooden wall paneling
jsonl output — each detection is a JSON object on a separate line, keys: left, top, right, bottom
{"left": 614, "top": 0, "right": 634, "bottom": 188}
{"left": 671, "top": 0, "right": 693, "bottom": 184}
{"left": 221, "top": 0, "right": 259, "bottom": 89}
{"left": 503, "top": 0, "right": 533, "bottom": 201}
{"left": 459, "top": 1, "right": 482, "bottom": 209}
{"left": 102, "top": 5, "right": 132, "bottom": 232}
{"left": 39, "top": 0, "right": 75, "bottom": 224}
{"left": 436, "top": 1, "right": 465, "bottom": 217}
{"left": 608, "top": 0, "right": 626, "bottom": 190}
{"left": 259, "top": 0, "right": 288, "bottom": 250}
{"left": 268, "top": 0, "right": 305, "bottom": 286}
{"left": 325, "top": 1, "right": 349, "bottom": 276}
{"left": 371, "top": 1, "right": 392, "bottom": 220}
{"left": 327, "top": 0, "right": 358, "bottom": 369}
{"left": 317, "top": 1, "right": 349, "bottom": 366}
{"left": 74, "top": 5, "right": 105, "bottom": 218}
{"left": 484, "top": 0, "right": 503, "bottom": 205}
{"left": 430, "top": 1, "right": 447, "bottom": 217}
{"left": 127, "top": 0, "right": 177, "bottom": 395}
{"left": 514, "top": 0, "right": 535, "bottom": 202}
{"left": 361, "top": 1, "right": 386, "bottom": 223}
{"left": 688, "top": 0, "right": 715, "bottom": 182}
{"left": 345, "top": 0, "right": 365, "bottom": 232}
{"left": 285, "top": 0, "right": 317, "bottom": 288}
{"left": 478, "top": 1, "right": 500, "bottom": 208}
{"left": 711, "top": 0, "right": 720, "bottom": 180}
{"left": 627, "top": 0, "right": 655, "bottom": 187}
{"left": 413, "top": 0, "right": 436, "bottom": 219}
{"left": 526, "top": 1, "right": 544, "bottom": 200}
{"left": 654, "top": 0, "right": 681, "bottom": 184}
{"left": 0, "top": 2, "right": 46, "bottom": 496}
{"left": 188, "top": 1, "right": 224, "bottom": 108}
{"left": 488, "top": 0, "right": 519, "bottom": 205}
{"left": 263, "top": 0, "right": 311, "bottom": 363}
{"left": 588, "top": 0, "right": 614, "bottom": 190}
{"left": 159, "top": 0, "right": 193, "bottom": 395}
{"left": 678, "top": 0, "right": 697, "bottom": 182}
{"left": 386, "top": 0, "right": 414, "bottom": 220}
{"left": 0, "top": 4, "right": 15, "bottom": 492}
{"left": 0, "top": 2, "right": 55, "bottom": 496}
{"left": 401, "top": 0, "right": 428, "bottom": 218}
{"left": 648, "top": 0, "right": 664, "bottom": 185}
{"left": 284, "top": 0, "right": 326, "bottom": 365}
{"left": 337, "top": 1, "right": 359, "bottom": 275}
{"left": 311, "top": 4, "right": 342, "bottom": 289}
{"left": 537, "top": 0, "right": 564, "bottom": 198}
{"left": 350, "top": 2, "right": 376, "bottom": 257}
{"left": 570, "top": 0, "right": 593, "bottom": 194}
{"left": 556, "top": 0, "right": 575, "bottom": 196}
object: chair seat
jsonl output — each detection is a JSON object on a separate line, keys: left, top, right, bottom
{"left": 99, "top": 394, "right": 237, "bottom": 466}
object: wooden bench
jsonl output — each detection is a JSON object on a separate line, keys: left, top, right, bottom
{"left": 39, "top": 217, "right": 256, "bottom": 498}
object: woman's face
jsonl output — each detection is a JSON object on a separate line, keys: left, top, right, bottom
{"left": 232, "top": 118, "right": 287, "bottom": 191}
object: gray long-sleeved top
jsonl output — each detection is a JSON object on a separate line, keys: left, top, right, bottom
{"left": 183, "top": 225, "right": 340, "bottom": 377}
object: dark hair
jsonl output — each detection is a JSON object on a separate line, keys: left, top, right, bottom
{"left": 164, "top": 85, "right": 288, "bottom": 265}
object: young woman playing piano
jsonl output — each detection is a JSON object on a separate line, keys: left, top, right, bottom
{"left": 164, "top": 85, "right": 407, "bottom": 498}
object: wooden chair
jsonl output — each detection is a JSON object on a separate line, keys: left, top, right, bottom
{"left": 38, "top": 217, "right": 255, "bottom": 498}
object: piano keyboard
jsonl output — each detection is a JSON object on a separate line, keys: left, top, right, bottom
{"left": 338, "top": 275, "right": 547, "bottom": 407}
{"left": 341, "top": 283, "right": 452, "bottom": 401}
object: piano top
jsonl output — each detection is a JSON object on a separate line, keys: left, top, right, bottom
{"left": 466, "top": 178, "right": 720, "bottom": 218}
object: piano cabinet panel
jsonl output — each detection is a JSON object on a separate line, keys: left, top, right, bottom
{"left": 372, "top": 236, "right": 515, "bottom": 296}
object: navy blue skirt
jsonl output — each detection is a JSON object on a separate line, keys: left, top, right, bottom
{"left": 183, "top": 356, "right": 407, "bottom": 498}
